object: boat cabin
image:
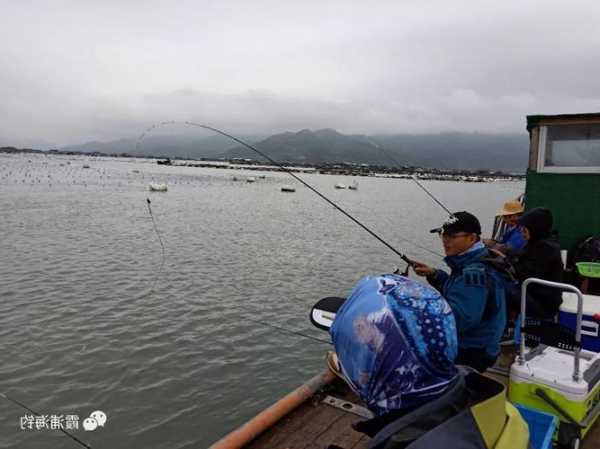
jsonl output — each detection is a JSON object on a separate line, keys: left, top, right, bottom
{"left": 525, "top": 113, "right": 600, "bottom": 250}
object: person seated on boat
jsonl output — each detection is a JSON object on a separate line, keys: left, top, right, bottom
{"left": 326, "top": 275, "right": 530, "bottom": 449}
{"left": 483, "top": 200, "right": 526, "bottom": 255}
{"left": 507, "top": 207, "right": 563, "bottom": 319}
{"left": 330, "top": 274, "right": 458, "bottom": 422}
{"left": 413, "top": 212, "right": 507, "bottom": 372}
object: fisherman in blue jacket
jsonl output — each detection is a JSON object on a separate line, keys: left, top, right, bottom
{"left": 413, "top": 211, "right": 507, "bottom": 372}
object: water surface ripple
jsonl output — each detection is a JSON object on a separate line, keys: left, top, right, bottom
{"left": 0, "top": 153, "right": 523, "bottom": 448}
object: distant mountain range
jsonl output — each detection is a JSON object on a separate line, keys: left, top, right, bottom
{"left": 59, "top": 134, "right": 265, "bottom": 160}
{"left": 56, "top": 128, "right": 529, "bottom": 172}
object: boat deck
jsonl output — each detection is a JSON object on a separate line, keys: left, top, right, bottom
{"left": 246, "top": 372, "right": 600, "bottom": 449}
{"left": 246, "top": 378, "right": 369, "bottom": 449}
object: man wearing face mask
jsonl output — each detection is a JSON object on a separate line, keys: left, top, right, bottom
{"left": 509, "top": 207, "right": 563, "bottom": 318}
{"left": 413, "top": 212, "right": 507, "bottom": 372}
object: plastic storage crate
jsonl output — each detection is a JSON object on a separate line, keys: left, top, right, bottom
{"left": 515, "top": 404, "right": 557, "bottom": 449}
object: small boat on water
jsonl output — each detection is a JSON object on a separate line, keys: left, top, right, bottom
{"left": 212, "top": 112, "right": 600, "bottom": 449}
{"left": 281, "top": 185, "right": 296, "bottom": 192}
{"left": 334, "top": 183, "right": 346, "bottom": 189}
{"left": 82, "top": 164, "right": 90, "bottom": 169}
{"left": 148, "top": 182, "right": 168, "bottom": 192}
{"left": 348, "top": 180, "right": 358, "bottom": 190}
{"left": 247, "top": 177, "right": 256, "bottom": 183}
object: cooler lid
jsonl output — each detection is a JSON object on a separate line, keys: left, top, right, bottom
{"left": 510, "top": 347, "right": 599, "bottom": 397}
{"left": 560, "top": 292, "right": 600, "bottom": 315}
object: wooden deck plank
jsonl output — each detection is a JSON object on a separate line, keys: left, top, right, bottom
{"left": 247, "top": 380, "right": 370, "bottom": 449}
{"left": 350, "top": 435, "right": 371, "bottom": 449}
{"left": 245, "top": 398, "right": 323, "bottom": 448}
{"left": 274, "top": 409, "right": 344, "bottom": 449}
{"left": 247, "top": 404, "right": 337, "bottom": 449}
{"left": 302, "top": 413, "right": 365, "bottom": 449}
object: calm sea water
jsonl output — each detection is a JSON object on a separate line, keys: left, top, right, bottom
{"left": 0, "top": 152, "right": 524, "bottom": 448}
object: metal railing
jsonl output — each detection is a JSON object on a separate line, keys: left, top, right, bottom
{"left": 518, "top": 277, "right": 584, "bottom": 382}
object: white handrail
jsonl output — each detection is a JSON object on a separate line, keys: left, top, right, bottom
{"left": 518, "top": 277, "right": 584, "bottom": 382}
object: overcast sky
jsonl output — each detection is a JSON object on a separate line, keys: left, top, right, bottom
{"left": 2, "top": 1, "right": 600, "bottom": 146}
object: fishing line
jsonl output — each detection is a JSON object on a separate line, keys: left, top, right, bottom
{"left": 243, "top": 316, "right": 331, "bottom": 345}
{"left": 136, "top": 121, "right": 417, "bottom": 268}
{"left": 365, "top": 137, "right": 453, "bottom": 216}
{"left": 146, "top": 198, "right": 165, "bottom": 291}
{"left": 0, "top": 392, "right": 92, "bottom": 449}
{"left": 146, "top": 173, "right": 325, "bottom": 344}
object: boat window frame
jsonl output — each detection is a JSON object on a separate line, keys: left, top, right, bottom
{"left": 536, "top": 125, "right": 600, "bottom": 173}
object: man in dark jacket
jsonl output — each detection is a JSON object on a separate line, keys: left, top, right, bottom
{"left": 414, "top": 212, "right": 507, "bottom": 372}
{"left": 510, "top": 207, "right": 563, "bottom": 318}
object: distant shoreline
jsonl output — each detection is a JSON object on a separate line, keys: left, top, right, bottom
{"left": 0, "top": 146, "right": 525, "bottom": 182}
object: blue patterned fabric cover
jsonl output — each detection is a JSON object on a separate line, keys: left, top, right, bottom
{"left": 330, "top": 274, "right": 458, "bottom": 416}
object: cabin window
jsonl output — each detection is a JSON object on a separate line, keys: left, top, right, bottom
{"left": 538, "top": 124, "right": 600, "bottom": 172}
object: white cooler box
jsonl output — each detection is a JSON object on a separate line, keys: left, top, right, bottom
{"left": 559, "top": 292, "right": 600, "bottom": 352}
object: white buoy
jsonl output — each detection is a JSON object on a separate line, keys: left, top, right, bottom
{"left": 246, "top": 176, "right": 256, "bottom": 183}
{"left": 149, "top": 182, "right": 168, "bottom": 192}
{"left": 334, "top": 183, "right": 346, "bottom": 189}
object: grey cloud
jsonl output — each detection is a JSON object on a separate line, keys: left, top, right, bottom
{"left": 2, "top": 1, "right": 600, "bottom": 146}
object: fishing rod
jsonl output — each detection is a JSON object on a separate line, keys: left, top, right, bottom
{"left": 137, "top": 121, "right": 422, "bottom": 268}
{"left": 0, "top": 392, "right": 92, "bottom": 449}
{"left": 410, "top": 176, "right": 453, "bottom": 216}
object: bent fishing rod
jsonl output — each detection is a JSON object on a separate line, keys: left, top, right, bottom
{"left": 141, "top": 121, "right": 423, "bottom": 268}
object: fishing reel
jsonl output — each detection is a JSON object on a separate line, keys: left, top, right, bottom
{"left": 392, "top": 264, "right": 410, "bottom": 276}
{"left": 393, "top": 255, "right": 417, "bottom": 277}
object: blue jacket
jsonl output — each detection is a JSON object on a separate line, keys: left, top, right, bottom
{"left": 428, "top": 246, "right": 506, "bottom": 358}
{"left": 501, "top": 225, "right": 526, "bottom": 253}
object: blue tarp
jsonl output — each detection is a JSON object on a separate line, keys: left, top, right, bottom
{"left": 330, "top": 274, "right": 458, "bottom": 416}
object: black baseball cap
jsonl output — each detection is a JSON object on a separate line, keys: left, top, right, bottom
{"left": 429, "top": 211, "right": 481, "bottom": 235}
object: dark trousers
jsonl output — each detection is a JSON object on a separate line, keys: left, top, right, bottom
{"left": 455, "top": 347, "right": 497, "bottom": 372}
